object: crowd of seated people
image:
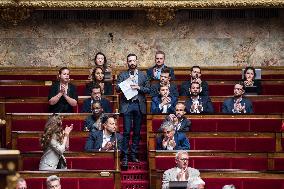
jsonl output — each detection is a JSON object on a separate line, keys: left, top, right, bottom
{"left": 10, "top": 50, "right": 268, "bottom": 189}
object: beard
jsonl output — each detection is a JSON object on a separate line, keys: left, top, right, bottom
{"left": 128, "top": 64, "right": 137, "bottom": 70}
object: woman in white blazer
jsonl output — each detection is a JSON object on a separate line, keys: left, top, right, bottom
{"left": 39, "top": 114, "right": 73, "bottom": 170}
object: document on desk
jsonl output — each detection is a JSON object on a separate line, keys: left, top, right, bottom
{"left": 118, "top": 79, "right": 138, "bottom": 100}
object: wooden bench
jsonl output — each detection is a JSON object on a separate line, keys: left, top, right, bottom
{"left": 20, "top": 151, "right": 120, "bottom": 171}
{"left": 0, "top": 95, "right": 119, "bottom": 115}
{"left": 146, "top": 96, "right": 284, "bottom": 114}
{"left": 148, "top": 131, "right": 282, "bottom": 152}
{"left": 19, "top": 170, "right": 120, "bottom": 189}
{"left": 148, "top": 150, "right": 284, "bottom": 189}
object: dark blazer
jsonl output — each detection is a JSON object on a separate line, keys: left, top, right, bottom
{"left": 156, "top": 132, "right": 190, "bottom": 150}
{"left": 164, "top": 115, "right": 192, "bottom": 132}
{"left": 116, "top": 70, "right": 150, "bottom": 114}
{"left": 81, "top": 98, "right": 112, "bottom": 113}
{"left": 180, "top": 80, "right": 209, "bottom": 96}
{"left": 243, "top": 79, "right": 262, "bottom": 95}
{"left": 150, "top": 96, "right": 177, "bottom": 114}
{"left": 48, "top": 81, "right": 78, "bottom": 113}
{"left": 185, "top": 96, "right": 214, "bottom": 114}
{"left": 222, "top": 97, "right": 253, "bottom": 114}
{"left": 85, "top": 130, "right": 122, "bottom": 151}
{"left": 85, "top": 81, "right": 113, "bottom": 96}
{"left": 146, "top": 65, "right": 175, "bottom": 81}
{"left": 150, "top": 83, "right": 179, "bottom": 97}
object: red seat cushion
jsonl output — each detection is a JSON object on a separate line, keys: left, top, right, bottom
{"left": 193, "top": 138, "right": 235, "bottom": 151}
{"left": 236, "top": 138, "right": 275, "bottom": 152}
{"left": 217, "top": 119, "right": 250, "bottom": 132}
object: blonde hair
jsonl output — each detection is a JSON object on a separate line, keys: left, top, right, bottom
{"left": 40, "top": 114, "right": 64, "bottom": 151}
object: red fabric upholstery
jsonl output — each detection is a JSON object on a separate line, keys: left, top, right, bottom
{"left": 69, "top": 157, "right": 115, "bottom": 170}
{"left": 273, "top": 158, "right": 284, "bottom": 171}
{"left": 60, "top": 178, "right": 78, "bottom": 189}
{"left": 209, "top": 85, "right": 233, "bottom": 96}
{"left": 5, "top": 103, "right": 49, "bottom": 113}
{"left": 235, "top": 138, "right": 275, "bottom": 152}
{"left": 79, "top": 178, "right": 114, "bottom": 189}
{"left": 217, "top": 119, "right": 250, "bottom": 132}
{"left": 22, "top": 157, "right": 40, "bottom": 171}
{"left": 191, "top": 119, "right": 217, "bottom": 132}
{"left": 25, "top": 178, "right": 45, "bottom": 189}
{"left": 249, "top": 119, "right": 282, "bottom": 132}
{"left": 262, "top": 85, "right": 284, "bottom": 95}
{"left": 11, "top": 120, "right": 84, "bottom": 131}
{"left": 17, "top": 138, "right": 41, "bottom": 152}
{"left": 242, "top": 178, "right": 284, "bottom": 189}
{"left": 231, "top": 157, "right": 268, "bottom": 170}
{"left": 76, "top": 85, "right": 85, "bottom": 96}
{"left": 203, "top": 178, "right": 243, "bottom": 189}
{"left": 193, "top": 157, "right": 231, "bottom": 169}
{"left": 69, "top": 137, "right": 88, "bottom": 151}
{"left": 193, "top": 138, "right": 235, "bottom": 151}
{"left": 152, "top": 119, "right": 163, "bottom": 132}
{"left": 254, "top": 101, "right": 284, "bottom": 114}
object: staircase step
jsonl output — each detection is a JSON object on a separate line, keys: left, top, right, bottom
{"left": 121, "top": 170, "right": 148, "bottom": 181}
{"left": 121, "top": 180, "right": 149, "bottom": 189}
{"left": 127, "top": 161, "right": 148, "bottom": 170}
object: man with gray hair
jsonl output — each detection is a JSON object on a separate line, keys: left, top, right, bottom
{"left": 16, "top": 178, "right": 27, "bottom": 189}
{"left": 222, "top": 184, "right": 236, "bottom": 189}
{"left": 156, "top": 121, "right": 190, "bottom": 150}
{"left": 162, "top": 151, "right": 205, "bottom": 189}
{"left": 46, "top": 175, "right": 61, "bottom": 189}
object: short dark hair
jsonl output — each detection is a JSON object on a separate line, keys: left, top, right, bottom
{"left": 244, "top": 66, "right": 256, "bottom": 80}
{"left": 101, "top": 114, "right": 117, "bottom": 124}
{"left": 127, "top": 53, "right": 137, "bottom": 61}
{"left": 58, "top": 67, "right": 69, "bottom": 74}
{"left": 161, "top": 67, "right": 171, "bottom": 74}
{"left": 155, "top": 50, "right": 166, "bottom": 58}
{"left": 91, "top": 83, "right": 102, "bottom": 92}
{"left": 190, "top": 81, "right": 200, "bottom": 88}
{"left": 236, "top": 81, "right": 245, "bottom": 89}
{"left": 190, "top": 66, "right": 201, "bottom": 72}
{"left": 92, "top": 100, "right": 102, "bottom": 109}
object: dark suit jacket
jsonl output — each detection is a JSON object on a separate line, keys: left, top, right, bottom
{"left": 85, "top": 130, "right": 122, "bottom": 151}
{"left": 81, "top": 98, "right": 112, "bottom": 113}
{"left": 150, "top": 96, "right": 177, "bottom": 114}
{"left": 159, "top": 116, "right": 191, "bottom": 132}
{"left": 222, "top": 97, "right": 253, "bottom": 114}
{"left": 180, "top": 80, "right": 209, "bottom": 96}
{"left": 146, "top": 65, "right": 175, "bottom": 81}
{"left": 243, "top": 79, "right": 262, "bottom": 95}
{"left": 185, "top": 96, "right": 214, "bottom": 114}
{"left": 150, "top": 83, "right": 179, "bottom": 97}
{"left": 116, "top": 70, "right": 150, "bottom": 114}
{"left": 156, "top": 132, "right": 190, "bottom": 150}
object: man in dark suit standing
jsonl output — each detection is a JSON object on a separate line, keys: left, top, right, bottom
{"left": 147, "top": 50, "right": 175, "bottom": 80}
{"left": 116, "top": 53, "right": 150, "bottom": 169}
{"left": 185, "top": 82, "right": 214, "bottom": 114}
{"left": 81, "top": 84, "right": 112, "bottom": 113}
{"left": 181, "top": 66, "right": 209, "bottom": 96}
{"left": 85, "top": 115, "right": 122, "bottom": 151}
{"left": 222, "top": 82, "right": 253, "bottom": 114}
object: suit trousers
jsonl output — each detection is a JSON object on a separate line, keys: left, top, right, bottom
{"left": 121, "top": 101, "right": 143, "bottom": 159}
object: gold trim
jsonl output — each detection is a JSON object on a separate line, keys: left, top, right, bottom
{"left": 147, "top": 8, "right": 175, "bottom": 26}
{"left": 0, "top": 0, "right": 284, "bottom": 9}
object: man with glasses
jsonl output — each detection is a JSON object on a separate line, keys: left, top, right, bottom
{"left": 162, "top": 151, "right": 205, "bottom": 189}
{"left": 181, "top": 66, "right": 209, "bottom": 96}
{"left": 16, "top": 178, "right": 27, "bottom": 189}
{"left": 46, "top": 175, "right": 61, "bottom": 189}
{"left": 222, "top": 82, "right": 253, "bottom": 114}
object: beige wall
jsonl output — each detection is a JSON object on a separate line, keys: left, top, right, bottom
{"left": 0, "top": 9, "right": 283, "bottom": 68}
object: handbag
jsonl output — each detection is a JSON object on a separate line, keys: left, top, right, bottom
{"left": 56, "top": 155, "right": 67, "bottom": 169}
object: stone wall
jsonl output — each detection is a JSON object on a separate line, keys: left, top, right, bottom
{"left": 0, "top": 9, "right": 283, "bottom": 68}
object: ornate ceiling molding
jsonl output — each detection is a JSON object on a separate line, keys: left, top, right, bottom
{"left": 0, "top": 7, "right": 31, "bottom": 25}
{"left": 147, "top": 8, "right": 176, "bottom": 26}
{"left": 0, "top": 0, "right": 284, "bottom": 9}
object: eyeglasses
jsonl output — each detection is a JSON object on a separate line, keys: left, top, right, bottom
{"left": 179, "top": 158, "right": 189, "bottom": 161}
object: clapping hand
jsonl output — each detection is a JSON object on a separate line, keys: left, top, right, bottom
{"left": 64, "top": 124, "right": 73, "bottom": 136}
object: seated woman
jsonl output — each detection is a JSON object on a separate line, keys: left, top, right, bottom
{"left": 243, "top": 66, "right": 262, "bottom": 95}
{"left": 89, "top": 52, "right": 112, "bottom": 80}
{"left": 48, "top": 67, "right": 78, "bottom": 113}
{"left": 85, "top": 66, "right": 113, "bottom": 95}
{"left": 39, "top": 114, "right": 73, "bottom": 170}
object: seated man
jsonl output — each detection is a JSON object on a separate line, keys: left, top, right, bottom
{"left": 181, "top": 66, "right": 209, "bottom": 96}
{"left": 83, "top": 101, "right": 104, "bottom": 132}
{"left": 46, "top": 175, "right": 61, "bottom": 189}
{"left": 185, "top": 82, "right": 214, "bottom": 114}
{"left": 16, "top": 178, "right": 27, "bottom": 189}
{"left": 81, "top": 84, "right": 112, "bottom": 113}
{"left": 222, "top": 82, "right": 253, "bottom": 114}
{"left": 147, "top": 50, "right": 175, "bottom": 80}
{"left": 151, "top": 84, "right": 177, "bottom": 114}
{"left": 150, "top": 67, "right": 179, "bottom": 97}
{"left": 156, "top": 121, "right": 190, "bottom": 150}
{"left": 164, "top": 102, "right": 191, "bottom": 132}
{"left": 85, "top": 115, "right": 122, "bottom": 151}
{"left": 162, "top": 151, "right": 205, "bottom": 189}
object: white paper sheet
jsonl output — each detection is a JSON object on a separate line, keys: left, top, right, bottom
{"left": 118, "top": 78, "right": 138, "bottom": 100}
